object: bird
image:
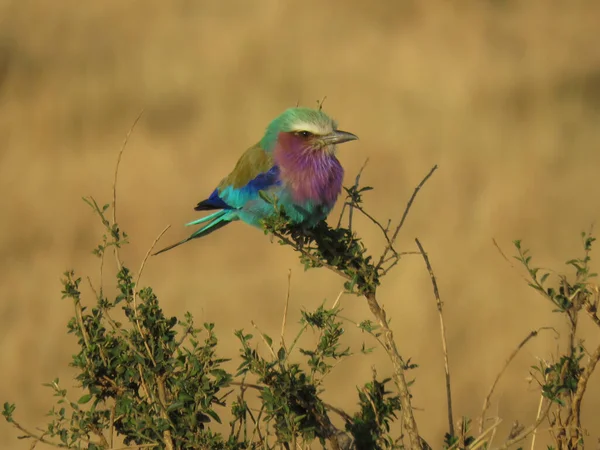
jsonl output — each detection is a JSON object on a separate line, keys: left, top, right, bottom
{"left": 153, "top": 106, "right": 358, "bottom": 255}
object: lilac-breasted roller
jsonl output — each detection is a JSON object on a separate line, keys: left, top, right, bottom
{"left": 153, "top": 107, "right": 358, "bottom": 255}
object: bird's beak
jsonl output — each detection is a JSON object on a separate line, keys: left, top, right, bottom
{"left": 322, "top": 129, "right": 359, "bottom": 145}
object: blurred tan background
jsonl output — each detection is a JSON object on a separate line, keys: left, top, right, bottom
{"left": 1, "top": 1, "right": 600, "bottom": 448}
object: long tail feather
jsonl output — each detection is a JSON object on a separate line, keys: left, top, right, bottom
{"left": 185, "top": 210, "right": 227, "bottom": 227}
{"left": 152, "top": 211, "right": 232, "bottom": 256}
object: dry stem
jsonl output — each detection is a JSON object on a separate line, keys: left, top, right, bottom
{"left": 376, "top": 165, "right": 438, "bottom": 271}
{"left": 364, "top": 291, "right": 423, "bottom": 449}
{"left": 530, "top": 388, "right": 545, "bottom": 450}
{"left": 493, "top": 400, "right": 552, "bottom": 450}
{"left": 112, "top": 109, "right": 144, "bottom": 270}
{"left": 480, "top": 327, "right": 555, "bottom": 434}
{"left": 566, "top": 341, "right": 600, "bottom": 446}
{"left": 415, "top": 238, "right": 454, "bottom": 437}
{"left": 280, "top": 269, "right": 292, "bottom": 351}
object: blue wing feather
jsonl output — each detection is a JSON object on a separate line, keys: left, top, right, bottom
{"left": 195, "top": 166, "right": 281, "bottom": 211}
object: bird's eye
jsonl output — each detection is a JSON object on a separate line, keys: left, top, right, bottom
{"left": 297, "top": 130, "right": 312, "bottom": 138}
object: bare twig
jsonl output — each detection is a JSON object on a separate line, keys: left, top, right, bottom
{"left": 336, "top": 158, "right": 369, "bottom": 229}
{"left": 348, "top": 158, "right": 370, "bottom": 232}
{"left": 7, "top": 420, "right": 62, "bottom": 448}
{"left": 110, "top": 444, "right": 159, "bottom": 450}
{"left": 229, "top": 381, "right": 352, "bottom": 423}
{"left": 480, "top": 327, "right": 556, "bottom": 434}
{"left": 530, "top": 388, "right": 545, "bottom": 450}
{"left": 133, "top": 224, "right": 171, "bottom": 313}
{"left": 251, "top": 321, "right": 277, "bottom": 359}
{"left": 112, "top": 109, "right": 144, "bottom": 270}
{"left": 353, "top": 203, "right": 396, "bottom": 253}
{"left": 331, "top": 289, "right": 344, "bottom": 310}
{"left": 459, "top": 417, "right": 502, "bottom": 450}
{"left": 364, "top": 292, "right": 423, "bottom": 449}
{"left": 287, "top": 322, "right": 309, "bottom": 356}
{"left": 280, "top": 269, "right": 292, "bottom": 351}
{"left": 317, "top": 96, "right": 327, "bottom": 111}
{"left": 415, "top": 238, "right": 454, "bottom": 437}
{"left": 493, "top": 400, "right": 552, "bottom": 450}
{"left": 492, "top": 238, "right": 533, "bottom": 285}
{"left": 376, "top": 165, "right": 437, "bottom": 271}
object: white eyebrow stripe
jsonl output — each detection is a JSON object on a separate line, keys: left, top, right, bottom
{"left": 289, "top": 121, "right": 331, "bottom": 135}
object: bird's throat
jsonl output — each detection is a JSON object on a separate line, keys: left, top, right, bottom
{"left": 273, "top": 138, "right": 344, "bottom": 208}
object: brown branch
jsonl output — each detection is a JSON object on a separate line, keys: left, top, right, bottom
{"left": 336, "top": 157, "right": 370, "bottom": 230}
{"left": 280, "top": 269, "right": 292, "bottom": 351}
{"left": 480, "top": 327, "right": 556, "bottom": 434}
{"left": 462, "top": 417, "right": 502, "bottom": 450}
{"left": 271, "top": 231, "right": 352, "bottom": 281}
{"left": 156, "top": 375, "right": 175, "bottom": 450}
{"left": 567, "top": 341, "right": 600, "bottom": 443}
{"left": 229, "top": 381, "right": 352, "bottom": 423}
{"left": 585, "top": 288, "right": 600, "bottom": 328}
{"left": 377, "top": 165, "right": 438, "bottom": 271}
{"left": 134, "top": 224, "right": 171, "bottom": 310}
{"left": 529, "top": 389, "right": 545, "bottom": 450}
{"left": 7, "top": 420, "right": 62, "bottom": 448}
{"left": 491, "top": 238, "right": 531, "bottom": 285}
{"left": 112, "top": 109, "right": 144, "bottom": 270}
{"left": 230, "top": 380, "right": 346, "bottom": 450}
{"left": 415, "top": 238, "right": 454, "bottom": 437}
{"left": 348, "top": 158, "right": 369, "bottom": 232}
{"left": 354, "top": 204, "right": 396, "bottom": 253}
{"left": 109, "top": 402, "right": 117, "bottom": 449}
{"left": 364, "top": 291, "right": 424, "bottom": 449}
{"left": 492, "top": 400, "right": 552, "bottom": 450}
{"left": 110, "top": 444, "right": 159, "bottom": 450}
{"left": 132, "top": 224, "right": 171, "bottom": 347}
{"left": 251, "top": 321, "right": 277, "bottom": 360}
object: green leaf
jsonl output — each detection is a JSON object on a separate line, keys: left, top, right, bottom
{"left": 77, "top": 394, "right": 92, "bottom": 404}
{"left": 277, "top": 346, "right": 287, "bottom": 361}
{"left": 206, "top": 409, "right": 222, "bottom": 424}
{"left": 2, "top": 403, "right": 15, "bottom": 422}
{"left": 262, "top": 333, "right": 273, "bottom": 347}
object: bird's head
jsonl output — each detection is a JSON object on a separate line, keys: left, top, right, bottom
{"left": 260, "top": 107, "right": 358, "bottom": 155}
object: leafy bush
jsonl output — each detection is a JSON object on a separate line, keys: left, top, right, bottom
{"left": 3, "top": 134, "right": 600, "bottom": 450}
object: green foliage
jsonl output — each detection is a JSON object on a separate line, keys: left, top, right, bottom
{"left": 346, "top": 375, "right": 403, "bottom": 450}
{"left": 3, "top": 196, "right": 411, "bottom": 449}
{"left": 514, "top": 231, "right": 600, "bottom": 449}
{"left": 261, "top": 204, "right": 380, "bottom": 296}
{"left": 442, "top": 418, "right": 476, "bottom": 449}
{"left": 530, "top": 346, "right": 585, "bottom": 406}
{"left": 4, "top": 159, "right": 600, "bottom": 450}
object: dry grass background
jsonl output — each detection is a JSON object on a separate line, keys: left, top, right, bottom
{"left": 1, "top": 1, "right": 600, "bottom": 448}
